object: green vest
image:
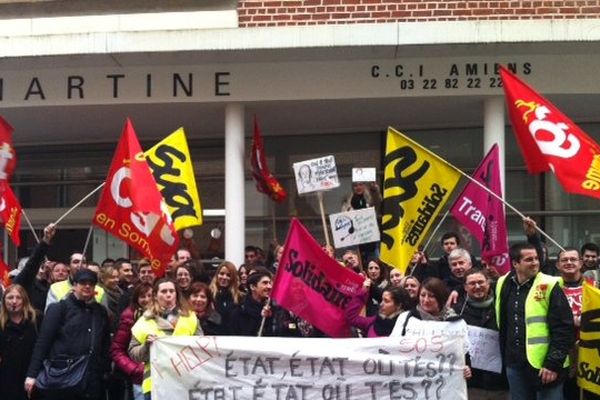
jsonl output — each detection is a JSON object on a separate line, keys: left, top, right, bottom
{"left": 496, "top": 272, "right": 568, "bottom": 369}
{"left": 131, "top": 313, "right": 198, "bottom": 394}
{"left": 50, "top": 279, "right": 106, "bottom": 304}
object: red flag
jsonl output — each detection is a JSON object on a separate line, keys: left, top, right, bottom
{"left": 271, "top": 218, "right": 364, "bottom": 337}
{"left": 501, "top": 66, "right": 600, "bottom": 199}
{"left": 93, "top": 119, "right": 179, "bottom": 276}
{"left": 0, "top": 182, "right": 22, "bottom": 246}
{"left": 0, "top": 116, "right": 16, "bottom": 182}
{"left": 0, "top": 258, "right": 9, "bottom": 287}
{"left": 450, "top": 145, "right": 510, "bottom": 274}
{"left": 251, "top": 117, "right": 287, "bottom": 202}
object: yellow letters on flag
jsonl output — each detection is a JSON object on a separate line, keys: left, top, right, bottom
{"left": 380, "top": 127, "right": 461, "bottom": 273}
{"left": 145, "top": 128, "right": 203, "bottom": 230}
{"left": 578, "top": 282, "right": 600, "bottom": 395}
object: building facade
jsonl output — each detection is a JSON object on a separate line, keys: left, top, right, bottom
{"left": 2, "top": 0, "right": 600, "bottom": 266}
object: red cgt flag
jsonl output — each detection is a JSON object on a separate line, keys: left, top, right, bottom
{"left": 501, "top": 66, "right": 600, "bottom": 199}
{"left": 251, "top": 117, "right": 287, "bottom": 203}
{"left": 0, "top": 182, "right": 22, "bottom": 246}
{"left": 0, "top": 116, "right": 17, "bottom": 182}
{"left": 93, "top": 119, "right": 179, "bottom": 277}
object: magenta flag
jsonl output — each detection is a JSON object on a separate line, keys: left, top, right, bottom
{"left": 272, "top": 218, "right": 364, "bottom": 338}
{"left": 450, "top": 145, "right": 510, "bottom": 274}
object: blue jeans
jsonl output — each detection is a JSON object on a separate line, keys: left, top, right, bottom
{"left": 506, "top": 366, "right": 564, "bottom": 400}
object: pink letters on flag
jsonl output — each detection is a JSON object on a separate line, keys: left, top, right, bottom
{"left": 450, "top": 145, "right": 510, "bottom": 274}
{"left": 271, "top": 218, "right": 364, "bottom": 338}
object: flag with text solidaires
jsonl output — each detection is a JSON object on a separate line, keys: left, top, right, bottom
{"left": 450, "top": 144, "right": 510, "bottom": 274}
{"left": 380, "top": 127, "right": 461, "bottom": 274}
{"left": 501, "top": 66, "right": 600, "bottom": 200}
{"left": 93, "top": 119, "right": 179, "bottom": 277}
{"left": 145, "top": 128, "right": 203, "bottom": 230}
{"left": 271, "top": 218, "right": 364, "bottom": 338}
{"left": 578, "top": 282, "right": 600, "bottom": 395}
{"left": 0, "top": 182, "right": 22, "bottom": 246}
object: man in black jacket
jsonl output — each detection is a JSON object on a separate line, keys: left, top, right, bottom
{"left": 454, "top": 269, "right": 508, "bottom": 399}
{"left": 231, "top": 269, "right": 273, "bottom": 336}
{"left": 496, "top": 242, "right": 574, "bottom": 400}
{"left": 25, "top": 269, "right": 111, "bottom": 400}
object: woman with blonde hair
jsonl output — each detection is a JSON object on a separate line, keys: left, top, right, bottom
{"left": 0, "top": 284, "right": 40, "bottom": 400}
{"left": 209, "top": 261, "right": 243, "bottom": 335}
{"left": 128, "top": 279, "right": 201, "bottom": 399}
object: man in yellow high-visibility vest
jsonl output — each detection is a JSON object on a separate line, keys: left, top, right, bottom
{"left": 496, "top": 242, "right": 575, "bottom": 400}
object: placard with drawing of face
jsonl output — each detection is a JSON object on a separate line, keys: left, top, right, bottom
{"left": 292, "top": 155, "right": 340, "bottom": 195}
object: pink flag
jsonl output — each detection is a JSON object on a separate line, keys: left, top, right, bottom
{"left": 271, "top": 218, "right": 364, "bottom": 338}
{"left": 450, "top": 145, "right": 510, "bottom": 274}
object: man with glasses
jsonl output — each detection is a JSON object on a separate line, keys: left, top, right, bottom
{"left": 495, "top": 243, "right": 574, "bottom": 400}
{"left": 556, "top": 247, "right": 585, "bottom": 399}
{"left": 453, "top": 269, "right": 508, "bottom": 399}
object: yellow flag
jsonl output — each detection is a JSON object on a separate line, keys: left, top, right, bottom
{"left": 578, "top": 282, "right": 600, "bottom": 394}
{"left": 144, "top": 128, "right": 203, "bottom": 230}
{"left": 380, "top": 127, "right": 461, "bottom": 273}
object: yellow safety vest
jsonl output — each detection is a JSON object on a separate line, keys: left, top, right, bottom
{"left": 496, "top": 272, "right": 569, "bottom": 369}
{"left": 50, "top": 279, "right": 106, "bottom": 304}
{"left": 131, "top": 313, "right": 198, "bottom": 394}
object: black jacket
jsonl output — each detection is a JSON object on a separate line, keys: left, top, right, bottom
{"left": 13, "top": 241, "right": 50, "bottom": 313}
{"left": 0, "top": 315, "right": 42, "bottom": 400}
{"left": 230, "top": 295, "right": 273, "bottom": 336}
{"left": 27, "top": 294, "right": 111, "bottom": 399}
{"left": 453, "top": 295, "right": 508, "bottom": 391}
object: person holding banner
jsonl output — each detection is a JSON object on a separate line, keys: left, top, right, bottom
{"left": 230, "top": 269, "right": 274, "bottom": 336}
{"left": 345, "top": 278, "right": 411, "bottom": 337}
{"left": 453, "top": 269, "right": 508, "bottom": 399}
{"left": 496, "top": 243, "right": 574, "bottom": 400}
{"left": 129, "top": 278, "right": 201, "bottom": 399}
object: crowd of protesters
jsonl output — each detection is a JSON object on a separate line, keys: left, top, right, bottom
{"left": 0, "top": 212, "right": 598, "bottom": 400}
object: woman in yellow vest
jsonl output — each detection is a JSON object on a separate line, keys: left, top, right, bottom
{"left": 128, "top": 278, "right": 202, "bottom": 400}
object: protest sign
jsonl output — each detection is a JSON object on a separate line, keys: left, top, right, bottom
{"left": 391, "top": 313, "right": 470, "bottom": 353}
{"left": 329, "top": 207, "right": 380, "bottom": 248}
{"left": 151, "top": 335, "right": 468, "bottom": 400}
{"left": 467, "top": 325, "right": 502, "bottom": 373}
{"left": 352, "top": 167, "right": 376, "bottom": 182}
{"left": 293, "top": 155, "right": 340, "bottom": 195}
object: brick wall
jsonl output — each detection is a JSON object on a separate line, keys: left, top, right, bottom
{"left": 238, "top": 0, "right": 600, "bottom": 27}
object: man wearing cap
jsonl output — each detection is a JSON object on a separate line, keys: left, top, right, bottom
{"left": 45, "top": 252, "right": 107, "bottom": 311}
{"left": 25, "top": 269, "right": 111, "bottom": 399}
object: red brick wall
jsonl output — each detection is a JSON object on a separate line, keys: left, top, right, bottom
{"left": 238, "top": 0, "right": 600, "bottom": 27}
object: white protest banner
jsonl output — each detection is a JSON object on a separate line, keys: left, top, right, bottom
{"left": 390, "top": 312, "right": 471, "bottom": 353}
{"left": 329, "top": 207, "right": 380, "bottom": 248}
{"left": 352, "top": 167, "right": 376, "bottom": 182}
{"left": 467, "top": 325, "right": 502, "bottom": 373}
{"left": 151, "top": 335, "right": 467, "bottom": 400}
{"left": 293, "top": 155, "right": 340, "bottom": 195}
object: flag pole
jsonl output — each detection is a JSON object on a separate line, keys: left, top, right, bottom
{"left": 317, "top": 191, "right": 332, "bottom": 249}
{"left": 390, "top": 128, "right": 564, "bottom": 252}
{"left": 81, "top": 225, "right": 94, "bottom": 259}
{"left": 53, "top": 182, "right": 105, "bottom": 226}
{"left": 421, "top": 209, "right": 450, "bottom": 255}
{"left": 21, "top": 208, "right": 40, "bottom": 244}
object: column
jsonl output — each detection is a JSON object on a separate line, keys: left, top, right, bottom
{"left": 483, "top": 96, "right": 506, "bottom": 195}
{"left": 225, "top": 103, "right": 245, "bottom": 267}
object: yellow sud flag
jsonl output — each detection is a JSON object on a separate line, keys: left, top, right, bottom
{"left": 380, "top": 127, "right": 461, "bottom": 273}
{"left": 578, "top": 282, "right": 600, "bottom": 394}
{"left": 144, "top": 128, "right": 203, "bottom": 230}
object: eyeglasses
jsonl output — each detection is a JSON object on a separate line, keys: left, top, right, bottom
{"left": 559, "top": 257, "right": 580, "bottom": 263}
